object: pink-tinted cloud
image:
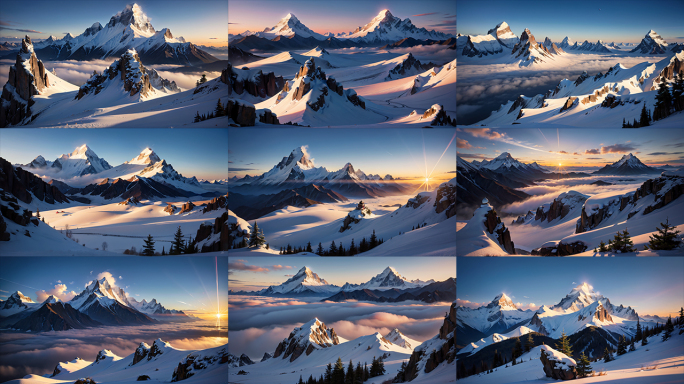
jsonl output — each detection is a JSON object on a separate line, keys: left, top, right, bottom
{"left": 456, "top": 298, "right": 487, "bottom": 309}
{"left": 35, "top": 284, "right": 78, "bottom": 303}
{"left": 228, "top": 260, "right": 269, "bottom": 273}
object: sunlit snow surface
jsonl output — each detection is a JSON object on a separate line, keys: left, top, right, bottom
{"left": 233, "top": 47, "right": 455, "bottom": 127}
{"left": 457, "top": 329, "right": 684, "bottom": 384}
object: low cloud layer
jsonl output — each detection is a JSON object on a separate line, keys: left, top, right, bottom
{"left": 228, "top": 295, "right": 450, "bottom": 360}
{"left": 0, "top": 321, "right": 226, "bottom": 382}
{"left": 498, "top": 176, "right": 648, "bottom": 215}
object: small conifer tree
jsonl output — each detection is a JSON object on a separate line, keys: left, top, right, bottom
{"left": 576, "top": 352, "right": 592, "bottom": 377}
{"left": 142, "top": 234, "right": 155, "bottom": 255}
{"left": 648, "top": 218, "right": 682, "bottom": 250}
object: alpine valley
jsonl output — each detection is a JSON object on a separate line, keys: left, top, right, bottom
{"left": 0, "top": 3, "right": 228, "bottom": 127}
{"left": 457, "top": 18, "right": 684, "bottom": 127}
{"left": 456, "top": 147, "right": 684, "bottom": 256}
{"left": 228, "top": 6, "right": 456, "bottom": 127}
{"left": 0, "top": 141, "right": 229, "bottom": 255}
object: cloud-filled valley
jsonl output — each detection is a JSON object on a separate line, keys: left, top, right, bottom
{"left": 0, "top": 321, "right": 226, "bottom": 382}
{"left": 228, "top": 295, "right": 450, "bottom": 361}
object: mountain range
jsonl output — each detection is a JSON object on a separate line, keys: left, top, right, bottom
{"left": 17, "top": 145, "right": 215, "bottom": 201}
{"left": 0, "top": 277, "right": 189, "bottom": 332}
{"left": 457, "top": 283, "right": 653, "bottom": 364}
{"left": 229, "top": 10, "right": 454, "bottom": 52}
{"left": 228, "top": 266, "right": 454, "bottom": 303}
{"left": 1, "top": 3, "right": 219, "bottom": 65}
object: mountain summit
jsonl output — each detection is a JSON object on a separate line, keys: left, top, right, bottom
{"left": 267, "top": 13, "right": 325, "bottom": 40}
{"left": 342, "top": 9, "right": 453, "bottom": 43}
{"left": 593, "top": 153, "right": 661, "bottom": 175}
{"left": 127, "top": 147, "right": 161, "bottom": 165}
{"left": 631, "top": 30, "right": 669, "bottom": 54}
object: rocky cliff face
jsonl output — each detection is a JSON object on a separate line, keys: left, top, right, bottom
{"left": 0, "top": 157, "right": 70, "bottom": 205}
{"left": 484, "top": 208, "right": 515, "bottom": 254}
{"left": 227, "top": 61, "right": 284, "bottom": 98}
{"left": 1, "top": 35, "right": 50, "bottom": 127}
{"left": 195, "top": 210, "right": 229, "bottom": 253}
{"left": 227, "top": 99, "right": 255, "bottom": 126}
{"left": 273, "top": 319, "right": 340, "bottom": 362}
{"left": 434, "top": 180, "right": 456, "bottom": 218}
{"left": 385, "top": 53, "right": 436, "bottom": 80}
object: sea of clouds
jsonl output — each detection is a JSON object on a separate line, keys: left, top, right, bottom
{"left": 0, "top": 320, "right": 227, "bottom": 382}
{"left": 228, "top": 295, "right": 450, "bottom": 361}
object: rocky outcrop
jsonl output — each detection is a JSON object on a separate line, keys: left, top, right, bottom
{"left": 423, "top": 104, "right": 455, "bottom": 126}
{"left": 0, "top": 213, "right": 8, "bottom": 241}
{"left": 228, "top": 61, "right": 284, "bottom": 98}
{"left": 594, "top": 303, "right": 612, "bottom": 322}
{"left": 385, "top": 53, "right": 436, "bottom": 80}
{"left": 203, "top": 194, "right": 227, "bottom": 213}
{"left": 0, "top": 157, "right": 70, "bottom": 205}
{"left": 172, "top": 347, "right": 228, "bottom": 382}
{"left": 1, "top": 35, "right": 50, "bottom": 127}
{"left": 164, "top": 203, "right": 177, "bottom": 215}
{"left": 559, "top": 97, "right": 577, "bottom": 112}
{"left": 434, "top": 181, "right": 456, "bottom": 218}
{"left": 532, "top": 241, "right": 588, "bottom": 256}
{"left": 118, "top": 196, "right": 140, "bottom": 205}
{"left": 130, "top": 342, "right": 150, "bottom": 365}
{"left": 258, "top": 109, "right": 280, "bottom": 124}
{"left": 76, "top": 49, "right": 163, "bottom": 100}
{"left": 261, "top": 352, "right": 272, "bottom": 362}
{"left": 540, "top": 349, "right": 577, "bottom": 380}
{"left": 339, "top": 201, "right": 372, "bottom": 232}
{"left": 529, "top": 313, "right": 549, "bottom": 335}
{"left": 179, "top": 201, "right": 195, "bottom": 214}
{"left": 196, "top": 211, "right": 229, "bottom": 252}
{"left": 576, "top": 174, "right": 683, "bottom": 233}
{"left": 484, "top": 209, "right": 515, "bottom": 254}
{"left": 227, "top": 99, "right": 255, "bottom": 126}
{"left": 273, "top": 319, "right": 340, "bottom": 362}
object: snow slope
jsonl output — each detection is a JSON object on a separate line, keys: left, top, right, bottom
{"left": 458, "top": 327, "right": 684, "bottom": 384}
{"left": 455, "top": 202, "right": 510, "bottom": 256}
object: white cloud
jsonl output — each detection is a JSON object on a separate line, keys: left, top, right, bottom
{"left": 35, "top": 284, "right": 78, "bottom": 303}
{"left": 96, "top": 271, "right": 116, "bottom": 286}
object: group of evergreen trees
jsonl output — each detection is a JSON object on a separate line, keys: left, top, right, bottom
{"left": 411, "top": 222, "right": 428, "bottom": 231}
{"left": 621, "top": 70, "right": 684, "bottom": 126}
{"left": 228, "top": 221, "right": 268, "bottom": 250}
{"left": 595, "top": 219, "right": 682, "bottom": 254}
{"left": 458, "top": 333, "right": 538, "bottom": 379}
{"left": 279, "top": 230, "right": 384, "bottom": 256}
{"left": 622, "top": 103, "right": 653, "bottom": 127}
{"left": 295, "top": 357, "right": 384, "bottom": 384}
{"left": 603, "top": 310, "right": 682, "bottom": 364}
{"left": 194, "top": 98, "right": 229, "bottom": 123}
{"left": 125, "top": 226, "right": 198, "bottom": 255}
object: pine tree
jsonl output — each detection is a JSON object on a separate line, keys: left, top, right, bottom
{"left": 619, "top": 229, "right": 636, "bottom": 253}
{"left": 514, "top": 338, "right": 522, "bottom": 358}
{"left": 345, "top": 359, "right": 353, "bottom": 384}
{"left": 679, "top": 307, "right": 684, "bottom": 326}
{"left": 622, "top": 117, "right": 626, "bottom": 128}
{"left": 161, "top": 246, "right": 166, "bottom": 255}
{"left": 662, "top": 324, "right": 672, "bottom": 341}
{"left": 369, "top": 229, "right": 377, "bottom": 248}
{"left": 603, "top": 346, "right": 613, "bottom": 362}
{"left": 349, "top": 238, "right": 356, "bottom": 255}
{"left": 199, "top": 74, "right": 208, "bottom": 84}
{"left": 142, "top": 234, "right": 155, "bottom": 255}
{"left": 598, "top": 240, "right": 608, "bottom": 252}
{"left": 195, "top": 80, "right": 200, "bottom": 88}
{"left": 329, "top": 240, "right": 337, "bottom": 255}
{"left": 672, "top": 71, "right": 684, "bottom": 112}
{"left": 555, "top": 331, "right": 573, "bottom": 356}
{"left": 654, "top": 78, "right": 673, "bottom": 120}
{"left": 248, "top": 221, "right": 265, "bottom": 248}
{"left": 324, "top": 363, "right": 332, "bottom": 384}
{"left": 576, "top": 352, "right": 592, "bottom": 377}
{"left": 617, "top": 335, "right": 627, "bottom": 355}
{"left": 636, "top": 319, "right": 642, "bottom": 341}
{"left": 338, "top": 242, "right": 345, "bottom": 256}
{"left": 170, "top": 226, "right": 184, "bottom": 254}
{"left": 316, "top": 242, "right": 324, "bottom": 255}
{"left": 215, "top": 98, "right": 225, "bottom": 117}
{"left": 629, "top": 340, "right": 636, "bottom": 351}
{"left": 639, "top": 103, "right": 650, "bottom": 126}
{"left": 376, "top": 357, "right": 385, "bottom": 375}
{"left": 354, "top": 362, "right": 363, "bottom": 384}
{"left": 364, "top": 363, "right": 369, "bottom": 381}
{"left": 648, "top": 218, "right": 682, "bottom": 250}
{"left": 333, "top": 357, "right": 345, "bottom": 383}
{"left": 194, "top": 111, "right": 201, "bottom": 123}
{"left": 298, "top": 375, "right": 304, "bottom": 384}
{"left": 525, "top": 332, "right": 534, "bottom": 352}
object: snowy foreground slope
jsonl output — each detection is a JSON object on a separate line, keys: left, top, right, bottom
{"left": 6, "top": 340, "right": 228, "bottom": 384}
{"left": 458, "top": 328, "right": 684, "bottom": 383}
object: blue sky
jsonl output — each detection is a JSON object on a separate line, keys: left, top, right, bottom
{"left": 229, "top": 0, "right": 456, "bottom": 35}
{"left": 228, "top": 257, "right": 456, "bottom": 291}
{"left": 458, "top": 257, "right": 684, "bottom": 317}
{"left": 0, "top": 128, "right": 228, "bottom": 180}
{"left": 457, "top": 128, "right": 684, "bottom": 171}
{"left": 458, "top": 0, "right": 684, "bottom": 44}
{"left": 0, "top": 256, "right": 228, "bottom": 318}
{"left": 0, "top": 0, "right": 227, "bottom": 46}
{"left": 229, "top": 128, "right": 457, "bottom": 183}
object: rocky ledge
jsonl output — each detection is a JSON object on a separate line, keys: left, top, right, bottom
{"left": 484, "top": 208, "right": 515, "bottom": 254}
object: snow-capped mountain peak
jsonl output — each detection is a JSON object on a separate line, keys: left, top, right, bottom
{"left": 384, "top": 328, "right": 419, "bottom": 350}
{"left": 489, "top": 293, "right": 517, "bottom": 310}
{"left": 51, "top": 144, "right": 113, "bottom": 177}
{"left": 260, "top": 266, "right": 339, "bottom": 295}
{"left": 69, "top": 277, "right": 131, "bottom": 311}
{"left": 43, "top": 295, "right": 60, "bottom": 304}
{"left": 551, "top": 283, "right": 604, "bottom": 312}
{"left": 9, "top": 291, "right": 35, "bottom": 303}
{"left": 343, "top": 8, "right": 452, "bottom": 42}
{"left": 65, "top": 144, "right": 96, "bottom": 160}
{"left": 127, "top": 147, "right": 161, "bottom": 165}
{"left": 108, "top": 3, "right": 155, "bottom": 34}
{"left": 268, "top": 13, "right": 324, "bottom": 40}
